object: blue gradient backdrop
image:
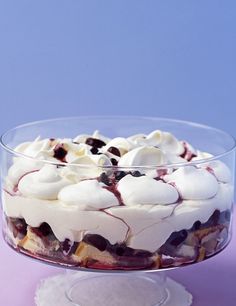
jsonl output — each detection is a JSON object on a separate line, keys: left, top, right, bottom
{"left": 0, "top": 1, "right": 235, "bottom": 136}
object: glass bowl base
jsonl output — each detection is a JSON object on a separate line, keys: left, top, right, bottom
{"left": 35, "top": 271, "right": 193, "bottom": 306}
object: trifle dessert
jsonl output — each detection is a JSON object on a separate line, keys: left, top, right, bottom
{"left": 1, "top": 118, "right": 234, "bottom": 271}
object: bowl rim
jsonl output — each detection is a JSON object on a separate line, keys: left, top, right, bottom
{"left": 0, "top": 115, "right": 235, "bottom": 169}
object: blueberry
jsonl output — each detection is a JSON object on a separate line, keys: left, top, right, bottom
{"left": 114, "top": 244, "right": 126, "bottom": 256}
{"left": 83, "top": 234, "right": 108, "bottom": 251}
{"left": 207, "top": 210, "right": 220, "bottom": 226}
{"left": 85, "top": 138, "right": 106, "bottom": 148}
{"left": 192, "top": 220, "right": 201, "bottom": 231}
{"left": 132, "top": 171, "right": 143, "bottom": 177}
{"left": 114, "top": 171, "right": 127, "bottom": 181}
{"left": 99, "top": 173, "right": 111, "bottom": 186}
{"left": 62, "top": 239, "right": 79, "bottom": 255}
{"left": 168, "top": 230, "right": 188, "bottom": 247}
{"left": 111, "top": 158, "right": 118, "bottom": 165}
{"left": 53, "top": 144, "right": 67, "bottom": 162}
{"left": 107, "top": 146, "right": 121, "bottom": 157}
{"left": 90, "top": 147, "right": 99, "bottom": 154}
{"left": 38, "top": 222, "right": 53, "bottom": 236}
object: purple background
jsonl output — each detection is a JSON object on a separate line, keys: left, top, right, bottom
{"left": 0, "top": 1, "right": 236, "bottom": 305}
{"left": 0, "top": 1, "right": 236, "bottom": 135}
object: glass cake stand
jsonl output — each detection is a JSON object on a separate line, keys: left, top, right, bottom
{"left": 0, "top": 117, "right": 235, "bottom": 306}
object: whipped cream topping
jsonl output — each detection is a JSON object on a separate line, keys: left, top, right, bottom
{"left": 117, "top": 174, "right": 179, "bottom": 205}
{"left": 14, "top": 137, "right": 52, "bottom": 158}
{"left": 164, "top": 166, "right": 219, "bottom": 200}
{"left": 118, "top": 146, "right": 167, "bottom": 167}
{"left": 58, "top": 180, "right": 119, "bottom": 210}
{"left": 203, "top": 161, "right": 231, "bottom": 183}
{"left": 18, "top": 165, "right": 71, "bottom": 200}
{"left": 144, "top": 130, "right": 184, "bottom": 155}
{"left": 7, "top": 158, "right": 43, "bottom": 186}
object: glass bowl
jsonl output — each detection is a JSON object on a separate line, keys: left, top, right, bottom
{"left": 1, "top": 116, "right": 235, "bottom": 272}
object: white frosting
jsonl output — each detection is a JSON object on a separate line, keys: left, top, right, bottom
{"left": 203, "top": 161, "right": 231, "bottom": 183}
{"left": 58, "top": 180, "right": 119, "bottom": 210}
{"left": 106, "top": 205, "right": 175, "bottom": 239}
{"left": 127, "top": 133, "right": 146, "bottom": 144}
{"left": 14, "top": 137, "right": 52, "bottom": 157}
{"left": 7, "top": 158, "right": 44, "bottom": 186}
{"left": 118, "top": 174, "right": 179, "bottom": 205}
{"left": 164, "top": 166, "right": 219, "bottom": 200}
{"left": 118, "top": 146, "right": 167, "bottom": 167}
{"left": 146, "top": 130, "right": 184, "bottom": 155}
{"left": 18, "top": 165, "right": 72, "bottom": 200}
{"left": 192, "top": 150, "right": 213, "bottom": 161}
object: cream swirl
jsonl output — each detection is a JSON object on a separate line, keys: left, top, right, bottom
{"left": 14, "top": 137, "right": 52, "bottom": 157}
{"left": 146, "top": 130, "right": 184, "bottom": 155}
{"left": 118, "top": 146, "right": 167, "bottom": 167}
{"left": 7, "top": 158, "right": 43, "bottom": 187}
{"left": 128, "top": 130, "right": 184, "bottom": 155}
{"left": 117, "top": 174, "right": 179, "bottom": 205}
{"left": 58, "top": 180, "right": 119, "bottom": 210}
{"left": 18, "top": 165, "right": 72, "bottom": 200}
{"left": 200, "top": 160, "right": 231, "bottom": 183}
{"left": 164, "top": 166, "right": 219, "bottom": 200}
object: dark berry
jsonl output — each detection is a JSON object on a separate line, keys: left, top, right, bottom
{"left": 108, "top": 146, "right": 121, "bottom": 157}
{"left": 38, "top": 222, "right": 53, "bottom": 236}
{"left": 91, "top": 147, "right": 99, "bottom": 154}
{"left": 168, "top": 230, "right": 188, "bottom": 247}
{"left": 53, "top": 144, "right": 67, "bottom": 162}
{"left": 85, "top": 138, "right": 106, "bottom": 148}
{"left": 62, "top": 239, "right": 78, "bottom": 255}
{"left": 114, "top": 171, "right": 127, "bottom": 181}
{"left": 192, "top": 220, "right": 201, "bottom": 231}
{"left": 134, "top": 249, "right": 152, "bottom": 258}
{"left": 99, "top": 172, "right": 111, "bottom": 186}
{"left": 83, "top": 234, "right": 108, "bottom": 251}
{"left": 62, "top": 239, "right": 72, "bottom": 254}
{"left": 132, "top": 171, "right": 143, "bottom": 177}
{"left": 207, "top": 210, "right": 220, "bottom": 226}
{"left": 114, "top": 244, "right": 126, "bottom": 256}
{"left": 111, "top": 158, "right": 118, "bottom": 165}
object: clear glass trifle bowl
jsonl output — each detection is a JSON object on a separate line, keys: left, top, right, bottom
{"left": 0, "top": 116, "right": 235, "bottom": 305}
